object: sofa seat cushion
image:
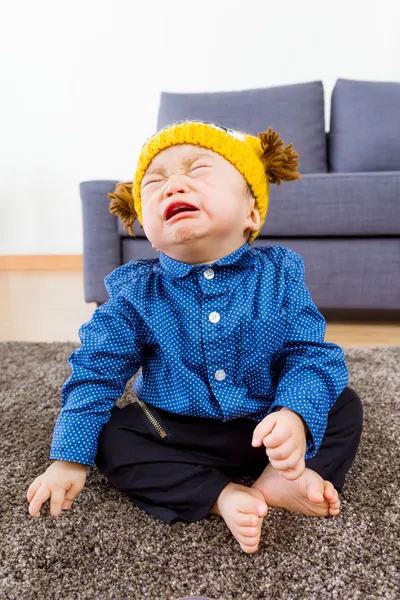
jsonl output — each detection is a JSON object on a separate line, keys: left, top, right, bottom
{"left": 119, "top": 172, "right": 400, "bottom": 238}
{"left": 120, "top": 237, "right": 400, "bottom": 309}
{"left": 263, "top": 172, "right": 400, "bottom": 236}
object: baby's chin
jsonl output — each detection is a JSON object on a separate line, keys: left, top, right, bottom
{"left": 150, "top": 216, "right": 246, "bottom": 254}
{"left": 163, "top": 219, "right": 212, "bottom": 244}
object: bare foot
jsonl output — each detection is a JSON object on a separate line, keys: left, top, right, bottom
{"left": 251, "top": 465, "right": 341, "bottom": 517}
{"left": 209, "top": 482, "right": 268, "bottom": 554}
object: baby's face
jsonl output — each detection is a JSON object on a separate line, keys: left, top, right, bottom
{"left": 140, "top": 144, "right": 260, "bottom": 264}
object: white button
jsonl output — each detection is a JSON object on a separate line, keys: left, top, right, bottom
{"left": 280, "top": 308, "right": 286, "bottom": 315}
{"left": 215, "top": 370, "right": 226, "bottom": 381}
{"left": 203, "top": 268, "right": 215, "bottom": 279}
{"left": 209, "top": 312, "right": 220, "bottom": 323}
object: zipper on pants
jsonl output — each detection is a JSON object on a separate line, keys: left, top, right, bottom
{"left": 134, "top": 398, "right": 168, "bottom": 438}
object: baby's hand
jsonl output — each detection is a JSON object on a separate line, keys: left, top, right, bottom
{"left": 251, "top": 408, "right": 308, "bottom": 480}
{"left": 26, "top": 460, "right": 87, "bottom": 518}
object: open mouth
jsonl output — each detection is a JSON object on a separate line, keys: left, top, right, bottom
{"left": 165, "top": 206, "right": 200, "bottom": 223}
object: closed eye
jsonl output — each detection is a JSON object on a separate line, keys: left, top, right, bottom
{"left": 143, "top": 179, "right": 161, "bottom": 186}
{"left": 142, "top": 164, "right": 210, "bottom": 187}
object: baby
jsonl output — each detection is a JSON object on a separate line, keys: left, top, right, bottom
{"left": 26, "top": 120, "right": 363, "bottom": 555}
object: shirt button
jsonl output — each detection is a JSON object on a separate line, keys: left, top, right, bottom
{"left": 203, "top": 268, "right": 215, "bottom": 279}
{"left": 209, "top": 312, "right": 220, "bottom": 323}
{"left": 215, "top": 369, "right": 226, "bottom": 381}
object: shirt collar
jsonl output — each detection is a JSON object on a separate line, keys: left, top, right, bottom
{"left": 158, "top": 242, "right": 256, "bottom": 279}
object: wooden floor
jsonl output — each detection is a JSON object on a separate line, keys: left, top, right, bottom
{"left": 1, "top": 270, "right": 399, "bottom": 347}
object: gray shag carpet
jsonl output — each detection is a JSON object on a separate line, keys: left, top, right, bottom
{"left": 1, "top": 341, "right": 399, "bottom": 600}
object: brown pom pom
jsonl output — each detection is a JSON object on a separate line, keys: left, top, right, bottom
{"left": 108, "top": 181, "right": 139, "bottom": 236}
{"left": 259, "top": 128, "right": 301, "bottom": 185}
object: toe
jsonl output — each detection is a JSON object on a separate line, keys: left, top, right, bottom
{"left": 330, "top": 489, "right": 338, "bottom": 503}
{"left": 307, "top": 482, "right": 325, "bottom": 503}
{"left": 236, "top": 513, "right": 259, "bottom": 527}
{"left": 237, "top": 534, "right": 259, "bottom": 550}
{"left": 239, "top": 489, "right": 268, "bottom": 518}
{"left": 323, "top": 482, "right": 335, "bottom": 500}
{"left": 240, "top": 542, "right": 259, "bottom": 554}
{"left": 236, "top": 525, "right": 258, "bottom": 538}
{"left": 238, "top": 533, "right": 258, "bottom": 545}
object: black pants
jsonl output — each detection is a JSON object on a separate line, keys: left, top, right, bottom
{"left": 95, "top": 386, "right": 363, "bottom": 524}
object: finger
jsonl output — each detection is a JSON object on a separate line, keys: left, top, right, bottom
{"left": 27, "top": 476, "right": 42, "bottom": 503}
{"left": 262, "top": 425, "right": 290, "bottom": 450}
{"left": 62, "top": 483, "right": 80, "bottom": 510}
{"left": 50, "top": 487, "right": 67, "bottom": 518}
{"left": 28, "top": 485, "right": 51, "bottom": 517}
{"left": 265, "top": 436, "right": 295, "bottom": 461}
{"left": 252, "top": 414, "right": 278, "bottom": 446}
{"left": 279, "top": 458, "right": 306, "bottom": 481}
{"left": 268, "top": 451, "right": 303, "bottom": 472}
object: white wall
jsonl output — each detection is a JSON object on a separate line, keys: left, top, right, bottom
{"left": 1, "top": 0, "right": 399, "bottom": 255}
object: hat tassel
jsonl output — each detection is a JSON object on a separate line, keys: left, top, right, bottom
{"left": 108, "top": 181, "right": 139, "bottom": 236}
{"left": 259, "top": 128, "right": 301, "bottom": 185}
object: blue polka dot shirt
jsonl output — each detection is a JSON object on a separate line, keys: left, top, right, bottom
{"left": 50, "top": 242, "right": 348, "bottom": 467}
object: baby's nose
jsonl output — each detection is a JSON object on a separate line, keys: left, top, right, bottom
{"left": 164, "top": 175, "right": 190, "bottom": 196}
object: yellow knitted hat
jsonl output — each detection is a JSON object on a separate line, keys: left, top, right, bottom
{"left": 108, "top": 120, "right": 301, "bottom": 245}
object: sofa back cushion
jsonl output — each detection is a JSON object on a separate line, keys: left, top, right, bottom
{"left": 329, "top": 78, "right": 400, "bottom": 172}
{"left": 156, "top": 81, "right": 327, "bottom": 174}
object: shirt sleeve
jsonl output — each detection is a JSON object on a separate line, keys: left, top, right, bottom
{"left": 268, "top": 250, "right": 349, "bottom": 459}
{"left": 49, "top": 294, "right": 143, "bottom": 467}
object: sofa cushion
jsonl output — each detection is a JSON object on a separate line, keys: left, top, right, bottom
{"left": 118, "top": 172, "right": 400, "bottom": 238}
{"left": 156, "top": 81, "right": 327, "bottom": 174}
{"left": 329, "top": 78, "right": 400, "bottom": 172}
{"left": 120, "top": 237, "right": 400, "bottom": 309}
{"left": 263, "top": 172, "right": 400, "bottom": 236}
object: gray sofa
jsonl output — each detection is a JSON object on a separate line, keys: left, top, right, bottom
{"left": 80, "top": 78, "right": 400, "bottom": 310}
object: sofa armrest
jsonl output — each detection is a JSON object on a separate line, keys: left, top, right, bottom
{"left": 80, "top": 180, "right": 121, "bottom": 303}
